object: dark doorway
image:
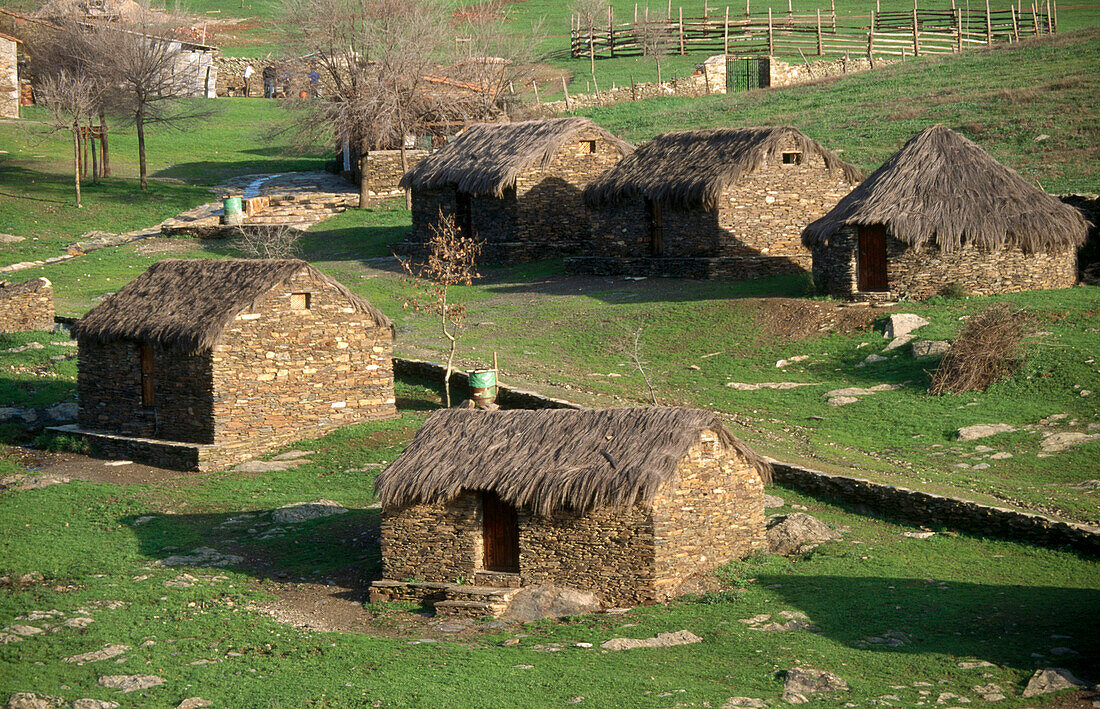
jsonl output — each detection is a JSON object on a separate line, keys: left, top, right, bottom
{"left": 139, "top": 343, "right": 155, "bottom": 408}
{"left": 456, "top": 191, "right": 474, "bottom": 239}
{"left": 727, "top": 56, "right": 763, "bottom": 92}
{"left": 645, "top": 198, "right": 663, "bottom": 255}
{"left": 857, "top": 225, "right": 889, "bottom": 292}
{"left": 482, "top": 491, "right": 519, "bottom": 573}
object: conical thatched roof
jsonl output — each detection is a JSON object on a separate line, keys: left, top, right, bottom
{"left": 583, "top": 126, "right": 864, "bottom": 211}
{"left": 71, "top": 259, "right": 392, "bottom": 353}
{"left": 375, "top": 407, "right": 770, "bottom": 516}
{"left": 802, "top": 125, "right": 1089, "bottom": 253}
{"left": 399, "top": 117, "right": 633, "bottom": 197}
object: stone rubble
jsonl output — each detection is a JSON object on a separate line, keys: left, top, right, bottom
{"left": 96, "top": 676, "right": 166, "bottom": 694}
{"left": 782, "top": 668, "right": 849, "bottom": 704}
{"left": 600, "top": 630, "right": 702, "bottom": 651}
{"left": 766, "top": 513, "right": 840, "bottom": 555}
{"left": 1021, "top": 668, "right": 1086, "bottom": 697}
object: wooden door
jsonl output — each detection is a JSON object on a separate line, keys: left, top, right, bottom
{"left": 482, "top": 491, "right": 519, "bottom": 573}
{"left": 857, "top": 225, "right": 889, "bottom": 292}
{"left": 139, "top": 343, "right": 155, "bottom": 408}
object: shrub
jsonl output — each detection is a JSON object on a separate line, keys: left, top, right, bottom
{"left": 32, "top": 433, "right": 89, "bottom": 453}
{"left": 942, "top": 281, "right": 971, "bottom": 299}
{"left": 929, "top": 304, "right": 1034, "bottom": 395}
{"left": 231, "top": 224, "right": 303, "bottom": 259}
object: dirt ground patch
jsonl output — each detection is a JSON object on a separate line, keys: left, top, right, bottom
{"left": 754, "top": 298, "right": 878, "bottom": 341}
{"left": 4, "top": 448, "right": 198, "bottom": 487}
{"left": 132, "top": 237, "right": 205, "bottom": 256}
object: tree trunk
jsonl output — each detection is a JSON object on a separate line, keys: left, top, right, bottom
{"left": 136, "top": 109, "right": 147, "bottom": 190}
{"left": 657, "top": 57, "right": 663, "bottom": 85}
{"left": 99, "top": 109, "right": 110, "bottom": 177}
{"left": 72, "top": 127, "right": 82, "bottom": 208}
{"left": 90, "top": 120, "right": 99, "bottom": 183}
{"left": 442, "top": 305, "right": 454, "bottom": 407}
{"left": 400, "top": 142, "right": 411, "bottom": 210}
{"left": 358, "top": 152, "right": 370, "bottom": 209}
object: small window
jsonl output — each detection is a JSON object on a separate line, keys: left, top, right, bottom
{"left": 291, "top": 292, "right": 311, "bottom": 310}
{"left": 584, "top": 140, "right": 597, "bottom": 154}
{"left": 781, "top": 151, "right": 802, "bottom": 165}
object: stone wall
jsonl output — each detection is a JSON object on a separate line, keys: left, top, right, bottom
{"left": 400, "top": 129, "right": 627, "bottom": 264}
{"left": 0, "top": 34, "right": 17, "bottom": 119}
{"left": 541, "top": 55, "right": 727, "bottom": 113}
{"left": 0, "top": 278, "right": 53, "bottom": 332}
{"left": 381, "top": 493, "right": 482, "bottom": 582}
{"left": 363, "top": 149, "right": 428, "bottom": 200}
{"left": 812, "top": 225, "right": 1079, "bottom": 300}
{"left": 578, "top": 135, "right": 855, "bottom": 278}
{"left": 210, "top": 269, "right": 396, "bottom": 443}
{"left": 762, "top": 54, "right": 898, "bottom": 88}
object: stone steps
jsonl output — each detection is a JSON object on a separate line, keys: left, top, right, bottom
{"left": 473, "top": 570, "right": 522, "bottom": 588}
{"left": 433, "top": 600, "right": 507, "bottom": 619}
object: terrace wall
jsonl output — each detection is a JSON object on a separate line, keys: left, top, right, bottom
{"left": 0, "top": 278, "right": 53, "bottom": 332}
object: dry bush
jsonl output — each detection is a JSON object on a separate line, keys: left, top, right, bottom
{"left": 231, "top": 225, "right": 303, "bottom": 259}
{"left": 929, "top": 304, "right": 1035, "bottom": 395}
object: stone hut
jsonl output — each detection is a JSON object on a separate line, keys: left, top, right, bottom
{"left": 395, "top": 118, "right": 633, "bottom": 264}
{"left": 803, "top": 125, "right": 1089, "bottom": 301}
{"left": 0, "top": 278, "right": 54, "bottom": 332}
{"left": 569, "top": 127, "right": 863, "bottom": 279}
{"left": 64, "top": 259, "right": 395, "bottom": 470}
{"left": 0, "top": 31, "right": 19, "bottom": 119}
{"left": 372, "top": 407, "right": 769, "bottom": 612}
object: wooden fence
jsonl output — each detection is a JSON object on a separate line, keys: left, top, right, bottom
{"left": 570, "top": 0, "right": 1056, "bottom": 60}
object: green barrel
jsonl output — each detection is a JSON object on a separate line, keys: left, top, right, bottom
{"left": 468, "top": 369, "right": 497, "bottom": 408}
{"left": 222, "top": 196, "right": 244, "bottom": 226}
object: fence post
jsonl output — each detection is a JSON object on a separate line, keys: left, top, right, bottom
{"left": 532, "top": 81, "right": 540, "bottom": 106}
{"left": 724, "top": 6, "right": 730, "bottom": 55}
{"left": 668, "top": 0, "right": 672, "bottom": 19}
{"left": 868, "top": 10, "right": 875, "bottom": 59}
{"left": 768, "top": 7, "right": 774, "bottom": 54}
{"left": 609, "top": 5, "right": 616, "bottom": 58}
{"left": 634, "top": 3, "right": 638, "bottom": 24}
{"left": 561, "top": 76, "right": 570, "bottom": 108}
{"left": 704, "top": 0, "right": 708, "bottom": 20}
{"left": 1052, "top": 0, "right": 1058, "bottom": 31}
{"left": 1010, "top": 6, "right": 1019, "bottom": 40}
{"left": 746, "top": 0, "right": 750, "bottom": 16}
{"left": 631, "top": 73, "right": 637, "bottom": 100}
{"left": 1032, "top": 1, "right": 1040, "bottom": 35}
{"left": 681, "top": 7, "right": 686, "bottom": 55}
{"left": 570, "top": 13, "right": 576, "bottom": 57}
{"left": 831, "top": 0, "right": 836, "bottom": 31}
{"left": 816, "top": 8, "right": 823, "bottom": 55}
{"left": 1046, "top": 0, "right": 1053, "bottom": 32}
{"left": 956, "top": 8, "right": 963, "bottom": 50}
{"left": 985, "top": 0, "right": 993, "bottom": 43}
{"left": 913, "top": 6, "right": 920, "bottom": 56}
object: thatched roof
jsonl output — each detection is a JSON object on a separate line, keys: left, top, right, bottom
{"left": 802, "top": 125, "right": 1089, "bottom": 253}
{"left": 399, "top": 118, "right": 633, "bottom": 197}
{"left": 375, "top": 407, "right": 770, "bottom": 516}
{"left": 71, "top": 259, "right": 392, "bottom": 353}
{"left": 0, "top": 277, "right": 51, "bottom": 299}
{"left": 583, "top": 126, "right": 864, "bottom": 210}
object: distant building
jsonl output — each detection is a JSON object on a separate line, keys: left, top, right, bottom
{"left": 0, "top": 31, "right": 20, "bottom": 119}
{"left": 396, "top": 118, "right": 633, "bottom": 263}
{"left": 0, "top": 278, "right": 53, "bottom": 332}
{"left": 372, "top": 407, "right": 768, "bottom": 612}
{"left": 570, "top": 126, "right": 862, "bottom": 279}
{"left": 66, "top": 259, "right": 394, "bottom": 470}
{"left": 803, "top": 125, "right": 1088, "bottom": 300}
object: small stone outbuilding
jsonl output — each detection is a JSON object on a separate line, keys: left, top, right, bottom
{"left": 0, "top": 278, "right": 54, "bottom": 332}
{"left": 802, "top": 125, "right": 1089, "bottom": 301}
{"left": 373, "top": 407, "right": 769, "bottom": 610}
{"left": 395, "top": 118, "right": 633, "bottom": 264}
{"left": 64, "top": 259, "right": 395, "bottom": 470}
{"left": 569, "top": 127, "right": 863, "bottom": 279}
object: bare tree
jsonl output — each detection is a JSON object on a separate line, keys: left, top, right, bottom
{"left": 36, "top": 70, "right": 102, "bottom": 207}
{"left": 102, "top": 7, "right": 213, "bottom": 189}
{"left": 230, "top": 225, "right": 304, "bottom": 259}
{"left": 635, "top": 10, "right": 673, "bottom": 84}
{"left": 572, "top": 0, "right": 608, "bottom": 81}
{"left": 399, "top": 212, "right": 482, "bottom": 408}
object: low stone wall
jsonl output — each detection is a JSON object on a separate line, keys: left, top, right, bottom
{"left": 770, "top": 459, "right": 1100, "bottom": 556}
{"left": 564, "top": 255, "right": 806, "bottom": 279}
{"left": 393, "top": 358, "right": 581, "bottom": 410}
{"left": 364, "top": 150, "right": 428, "bottom": 200}
{"left": 0, "top": 278, "right": 54, "bottom": 332}
{"left": 763, "top": 54, "right": 898, "bottom": 88}
{"left": 542, "top": 55, "right": 726, "bottom": 113}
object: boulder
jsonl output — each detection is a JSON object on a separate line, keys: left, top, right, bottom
{"left": 723, "top": 699, "right": 766, "bottom": 709}
{"left": 764, "top": 494, "right": 785, "bottom": 508}
{"left": 884, "top": 313, "right": 929, "bottom": 339}
{"left": 96, "top": 675, "right": 166, "bottom": 694}
{"left": 1021, "top": 668, "right": 1085, "bottom": 698}
{"left": 159, "top": 547, "right": 242, "bottom": 568}
{"left": 6, "top": 695, "right": 62, "bottom": 709}
{"left": 271, "top": 500, "right": 348, "bottom": 524}
{"left": 912, "top": 340, "right": 950, "bottom": 358}
{"left": 766, "top": 513, "right": 839, "bottom": 555}
{"left": 71, "top": 701, "right": 120, "bottom": 709}
{"left": 64, "top": 644, "right": 129, "bottom": 663}
{"left": 883, "top": 334, "right": 913, "bottom": 351}
{"left": 956, "top": 424, "right": 1016, "bottom": 441}
{"left": 501, "top": 585, "right": 600, "bottom": 622}
{"left": 782, "top": 668, "right": 849, "bottom": 704}
{"left": 600, "top": 630, "right": 702, "bottom": 651}
{"left": 827, "top": 396, "right": 859, "bottom": 406}
{"left": 1040, "top": 431, "right": 1100, "bottom": 453}
{"left": 45, "top": 403, "right": 78, "bottom": 422}
{"left": 176, "top": 700, "right": 213, "bottom": 709}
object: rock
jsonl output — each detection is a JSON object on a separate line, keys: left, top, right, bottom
{"left": 764, "top": 494, "right": 785, "bottom": 508}
{"left": 271, "top": 450, "right": 311, "bottom": 461}
{"left": 883, "top": 334, "right": 914, "bottom": 351}
{"left": 45, "top": 403, "right": 78, "bottom": 422}
{"left": 725, "top": 382, "right": 820, "bottom": 391}
{"left": 233, "top": 460, "right": 301, "bottom": 473}
{"left": 1021, "top": 668, "right": 1085, "bottom": 698}
{"left": 0, "top": 234, "right": 26, "bottom": 243}
{"left": 600, "top": 630, "right": 702, "bottom": 651}
{"left": 175, "top": 699, "right": 213, "bottom": 709}
{"left": 131, "top": 516, "right": 156, "bottom": 526}
{"left": 956, "top": 424, "right": 1016, "bottom": 441}
{"left": 0, "top": 633, "right": 24, "bottom": 644}
{"left": 858, "top": 354, "right": 888, "bottom": 366}
{"left": 1040, "top": 432, "right": 1100, "bottom": 453}
{"left": 6, "top": 694, "right": 62, "bottom": 709}
{"left": 783, "top": 668, "right": 849, "bottom": 703}
{"left": 912, "top": 340, "right": 951, "bottom": 358}
{"left": 271, "top": 500, "right": 348, "bottom": 524}
{"left": 159, "top": 547, "right": 242, "bottom": 568}
{"left": 988, "top": 452, "right": 1013, "bottom": 460}
{"left": 775, "top": 355, "right": 810, "bottom": 368}
{"left": 723, "top": 699, "right": 766, "bottom": 709}
{"left": 96, "top": 675, "right": 166, "bottom": 693}
{"left": 64, "top": 644, "right": 130, "bottom": 663}
{"left": 957, "top": 661, "right": 996, "bottom": 669}
{"left": 502, "top": 585, "right": 600, "bottom": 622}
{"left": 766, "top": 513, "right": 840, "bottom": 555}
{"left": 885, "top": 313, "right": 929, "bottom": 339}
{"left": 903, "top": 531, "right": 935, "bottom": 539}
{"left": 59, "top": 617, "right": 93, "bottom": 629}
{"left": 71, "top": 701, "right": 120, "bottom": 709}
{"left": 828, "top": 396, "right": 859, "bottom": 406}
{"left": 6, "top": 625, "right": 44, "bottom": 637}
{"left": 973, "top": 684, "right": 1005, "bottom": 702}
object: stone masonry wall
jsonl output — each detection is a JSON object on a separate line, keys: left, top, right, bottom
{"left": 542, "top": 55, "right": 726, "bottom": 113}
{"left": 211, "top": 268, "right": 396, "bottom": 443}
{"left": 0, "top": 34, "right": 17, "bottom": 119}
{"left": 651, "top": 434, "right": 765, "bottom": 598}
{"left": 77, "top": 339, "right": 215, "bottom": 443}
{"left": 365, "top": 149, "right": 428, "bottom": 200}
{"left": 812, "top": 225, "right": 1079, "bottom": 300}
{"left": 0, "top": 278, "right": 53, "bottom": 332}
{"left": 763, "top": 54, "right": 899, "bottom": 88}
{"left": 381, "top": 493, "right": 482, "bottom": 582}
{"left": 579, "top": 135, "right": 855, "bottom": 278}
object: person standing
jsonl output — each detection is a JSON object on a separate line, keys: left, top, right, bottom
{"left": 243, "top": 63, "right": 255, "bottom": 97}
{"left": 262, "top": 64, "right": 276, "bottom": 99}
{"left": 307, "top": 69, "right": 320, "bottom": 97}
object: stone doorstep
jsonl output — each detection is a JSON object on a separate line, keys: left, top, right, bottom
{"left": 473, "top": 570, "right": 523, "bottom": 588}
{"left": 369, "top": 579, "right": 520, "bottom": 618}
{"left": 433, "top": 600, "right": 508, "bottom": 619}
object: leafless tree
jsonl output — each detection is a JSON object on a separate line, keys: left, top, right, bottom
{"left": 572, "top": 0, "right": 608, "bottom": 81}
{"left": 399, "top": 212, "right": 482, "bottom": 408}
{"left": 635, "top": 10, "right": 673, "bottom": 84}
{"left": 230, "top": 224, "right": 304, "bottom": 259}
{"left": 448, "top": 10, "right": 546, "bottom": 122}
{"left": 36, "top": 70, "right": 103, "bottom": 207}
